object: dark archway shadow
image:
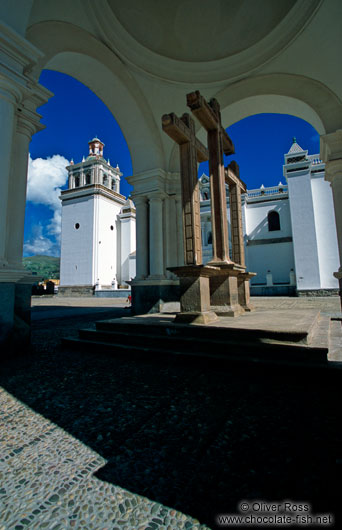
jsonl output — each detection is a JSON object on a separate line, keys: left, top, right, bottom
{"left": 0, "top": 306, "right": 340, "bottom": 529}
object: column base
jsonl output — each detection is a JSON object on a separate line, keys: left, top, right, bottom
{"left": 209, "top": 264, "right": 245, "bottom": 317}
{"left": 0, "top": 281, "right": 32, "bottom": 354}
{"left": 168, "top": 265, "right": 220, "bottom": 324}
{"left": 174, "top": 310, "right": 218, "bottom": 325}
{"left": 211, "top": 304, "right": 245, "bottom": 317}
{"left": 131, "top": 278, "right": 180, "bottom": 314}
{"left": 238, "top": 271, "right": 256, "bottom": 312}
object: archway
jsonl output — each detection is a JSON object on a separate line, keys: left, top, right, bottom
{"left": 24, "top": 69, "right": 137, "bottom": 293}
{"left": 26, "top": 21, "right": 166, "bottom": 174}
{"left": 24, "top": 69, "right": 133, "bottom": 261}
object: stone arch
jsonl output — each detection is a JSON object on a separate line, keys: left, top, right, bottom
{"left": 167, "top": 74, "right": 342, "bottom": 172}
{"left": 216, "top": 74, "right": 342, "bottom": 135}
{"left": 26, "top": 21, "right": 166, "bottom": 174}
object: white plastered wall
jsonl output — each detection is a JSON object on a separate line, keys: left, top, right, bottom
{"left": 311, "top": 175, "right": 339, "bottom": 288}
{"left": 95, "top": 195, "right": 121, "bottom": 287}
{"left": 245, "top": 199, "right": 295, "bottom": 285}
{"left": 59, "top": 196, "right": 95, "bottom": 286}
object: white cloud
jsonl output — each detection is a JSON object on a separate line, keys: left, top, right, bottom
{"left": 25, "top": 154, "right": 69, "bottom": 256}
{"left": 26, "top": 153, "right": 69, "bottom": 239}
{"left": 27, "top": 154, "right": 69, "bottom": 209}
{"left": 23, "top": 224, "right": 59, "bottom": 257}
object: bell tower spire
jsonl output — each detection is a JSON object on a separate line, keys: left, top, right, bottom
{"left": 88, "top": 137, "right": 104, "bottom": 158}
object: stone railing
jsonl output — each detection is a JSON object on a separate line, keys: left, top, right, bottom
{"left": 247, "top": 184, "right": 288, "bottom": 198}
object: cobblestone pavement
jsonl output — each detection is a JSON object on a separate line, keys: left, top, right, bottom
{"left": 0, "top": 387, "right": 208, "bottom": 529}
{"left": 1, "top": 296, "right": 340, "bottom": 529}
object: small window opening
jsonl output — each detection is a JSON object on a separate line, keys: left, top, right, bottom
{"left": 268, "top": 211, "right": 280, "bottom": 231}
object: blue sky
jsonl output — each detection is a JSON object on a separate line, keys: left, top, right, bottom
{"left": 24, "top": 70, "right": 320, "bottom": 257}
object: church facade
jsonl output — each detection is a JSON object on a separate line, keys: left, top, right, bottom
{"left": 59, "top": 138, "right": 136, "bottom": 295}
{"left": 60, "top": 138, "right": 339, "bottom": 298}
{"left": 200, "top": 140, "right": 339, "bottom": 295}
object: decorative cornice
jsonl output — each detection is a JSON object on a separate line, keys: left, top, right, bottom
{"left": 60, "top": 184, "right": 126, "bottom": 204}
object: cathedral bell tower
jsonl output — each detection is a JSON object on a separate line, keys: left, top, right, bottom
{"left": 59, "top": 138, "right": 135, "bottom": 294}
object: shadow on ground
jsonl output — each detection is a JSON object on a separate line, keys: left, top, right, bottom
{"left": 1, "top": 306, "right": 341, "bottom": 528}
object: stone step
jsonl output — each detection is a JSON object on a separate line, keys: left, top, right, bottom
{"left": 95, "top": 317, "right": 310, "bottom": 344}
{"left": 328, "top": 317, "right": 342, "bottom": 362}
{"left": 62, "top": 325, "right": 328, "bottom": 366}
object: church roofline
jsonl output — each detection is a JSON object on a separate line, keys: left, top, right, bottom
{"left": 60, "top": 184, "right": 126, "bottom": 204}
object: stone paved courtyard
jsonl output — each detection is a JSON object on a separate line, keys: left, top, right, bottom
{"left": 0, "top": 296, "right": 341, "bottom": 529}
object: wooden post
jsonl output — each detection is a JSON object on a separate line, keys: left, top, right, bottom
{"left": 225, "top": 161, "right": 247, "bottom": 267}
{"left": 187, "top": 91, "right": 234, "bottom": 264}
{"left": 162, "top": 112, "right": 208, "bottom": 265}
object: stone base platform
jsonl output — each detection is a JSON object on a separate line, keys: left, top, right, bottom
{"left": 62, "top": 308, "right": 340, "bottom": 368}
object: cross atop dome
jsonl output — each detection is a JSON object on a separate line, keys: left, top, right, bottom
{"left": 88, "top": 137, "right": 104, "bottom": 157}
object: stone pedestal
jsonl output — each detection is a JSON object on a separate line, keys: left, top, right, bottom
{"left": 168, "top": 265, "right": 219, "bottom": 324}
{"left": 208, "top": 263, "right": 245, "bottom": 316}
{"left": 0, "top": 269, "right": 36, "bottom": 355}
{"left": 238, "top": 272, "right": 256, "bottom": 312}
{"left": 333, "top": 269, "right": 342, "bottom": 311}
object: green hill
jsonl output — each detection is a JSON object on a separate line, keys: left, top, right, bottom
{"left": 23, "top": 255, "right": 60, "bottom": 280}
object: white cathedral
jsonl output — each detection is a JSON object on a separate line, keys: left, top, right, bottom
{"left": 59, "top": 138, "right": 136, "bottom": 295}
{"left": 200, "top": 139, "right": 339, "bottom": 296}
{"left": 59, "top": 138, "right": 339, "bottom": 297}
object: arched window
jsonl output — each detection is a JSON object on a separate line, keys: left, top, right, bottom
{"left": 85, "top": 172, "right": 91, "bottom": 185}
{"left": 103, "top": 174, "right": 108, "bottom": 187}
{"left": 207, "top": 231, "right": 212, "bottom": 245}
{"left": 268, "top": 210, "right": 280, "bottom": 231}
{"left": 203, "top": 190, "right": 209, "bottom": 200}
{"left": 74, "top": 176, "right": 80, "bottom": 187}
{"left": 111, "top": 179, "right": 116, "bottom": 191}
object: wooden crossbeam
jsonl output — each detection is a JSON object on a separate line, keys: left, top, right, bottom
{"left": 186, "top": 91, "right": 234, "bottom": 156}
{"left": 225, "top": 161, "right": 247, "bottom": 193}
{"left": 162, "top": 112, "right": 208, "bottom": 162}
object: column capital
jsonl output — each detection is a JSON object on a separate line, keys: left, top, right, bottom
{"left": 16, "top": 108, "right": 41, "bottom": 138}
{"left": 324, "top": 159, "right": 342, "bottom": 184}
{"left": 321, "top": 129, "right": 342, "bottom": 161}
{"left": 0, "top": 79, "right": 23, "bottom": 105}
{"left": 149, "top": 191, "right": 166, "bottom": 202}
{"left": 130, "top": 194, "right": 148, "bottom": 205}
{"left": 320, "top": 130, "right": 342, "bottom": 184}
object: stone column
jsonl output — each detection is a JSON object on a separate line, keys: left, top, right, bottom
{"left": 321, "top": 130, "right": 342, "bottom": 306}
{"left": 133, "top": 195, "right": 149, "bottom": 279}
{"left": 0, "top": 84, "right": 18, "bottom": 266}
{"left": 91, "top": 166, "right": 96, "bottom": 184}
{"left": 6, "top": 114, "right": 36, "bottom": 267}
{"left": 164, "top": 194, "right": 178, "bottom": 278}
{"left": 68, "top": 172, "right": 73, "bottom": 189}
{"left": 149, "top": 193, "right": 164, "bottom": 278}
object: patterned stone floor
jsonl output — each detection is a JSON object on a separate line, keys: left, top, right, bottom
{"left": 0, "top": 387, "right": 209, "bottom": 529}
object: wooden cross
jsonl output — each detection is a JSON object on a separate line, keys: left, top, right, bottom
{"left": 225, "top": 161, "right": 247, "bottom": 267}
{"left": 162, "top": 112, "right": 208, "bottom": 266}
{"left": 187, "top": 90, "right": 234, "bottom": 264}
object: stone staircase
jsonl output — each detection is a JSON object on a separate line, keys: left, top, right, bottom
{"left": 61, "top": 312, "right": 338, "bottom": 368}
